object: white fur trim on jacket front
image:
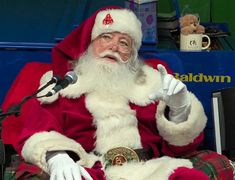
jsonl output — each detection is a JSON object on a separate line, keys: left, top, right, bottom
{"left": 156, "top": 92, "right": 207, "bottom": 146}
{"left": 21, "top": 131, "right": 96, "bottom": 173}
{"left": 128, "top": 64, "right": 162, "bottom": 106}
{"left": 85, "top": 92, "right": 142, "bottom": 154}
{"left": 105, "top": 156, "right": 193, "bottom": 180}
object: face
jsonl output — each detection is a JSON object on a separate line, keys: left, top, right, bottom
{"left": 91, "top": 32, "right": 133, "bottom": 63}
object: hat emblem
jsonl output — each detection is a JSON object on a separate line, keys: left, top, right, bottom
{"left": 102, "top": 13, "right": 113, "bottom": 25}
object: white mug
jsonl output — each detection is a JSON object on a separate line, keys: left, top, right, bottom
{"left": 180, "top": 33, "right": 211, "bottom": 51}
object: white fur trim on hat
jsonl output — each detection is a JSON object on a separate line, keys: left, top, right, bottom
{"left": 92, "top": 9, "right": 142, "bottom": 50}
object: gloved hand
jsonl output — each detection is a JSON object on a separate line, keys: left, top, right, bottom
{"left": 149, "top": 64, "right": 191, "bottom": 123}
{"left": 48, "top": 152, "right": 93, "bottom": 180}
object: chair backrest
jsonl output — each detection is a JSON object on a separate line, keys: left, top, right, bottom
{"left": 1, "top": 62, "right": 52, "bottom": 148}
{"left": 212, "top": 86, "right": 235, "bottom": 159}
{"left": 0, "top": 139, "right": 5, "bottom": 180}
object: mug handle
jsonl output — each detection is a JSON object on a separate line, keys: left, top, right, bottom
{"left": 201, "top": 34, "right": 211, "bottom": 50}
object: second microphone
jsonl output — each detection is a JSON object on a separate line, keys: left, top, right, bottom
{"left": 45, "top": 71, "right": 78, "bottom": 97}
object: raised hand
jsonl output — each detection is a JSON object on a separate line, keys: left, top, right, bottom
{"left": 149, "top": 64, "right": 190, "bottom": 123}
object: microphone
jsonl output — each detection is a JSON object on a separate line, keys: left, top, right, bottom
{"left": 45, "top": 71, "right": 78, "bottom": 97}
{"left": 47, "top": 75, "right": 62, "bottom": 84}
{"left": 34, "top": 74, "right": 62, "bottom": 95}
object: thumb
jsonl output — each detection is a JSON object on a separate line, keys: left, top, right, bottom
{"left": 157, "top": 64, "right": 168, "bottom": 76}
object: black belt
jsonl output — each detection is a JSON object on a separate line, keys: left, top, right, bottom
{"left": 134, "top": 147, "right": 154, "bottom": 161}
{"left": 99, "top": 146, "right": 154, "bottom": 169}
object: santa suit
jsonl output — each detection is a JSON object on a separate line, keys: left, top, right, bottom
{"left": 6, "top": 6, "right": 215, "bottom": 180}
{"left": 15, "top": 59, "right": 208, "bottom": 179}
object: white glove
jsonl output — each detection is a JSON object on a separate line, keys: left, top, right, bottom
{"left": 48, "top": 152, "right": 93, "bottom": 180}
{"left": 149, "top": 64, "right": 191, "bottom": 123}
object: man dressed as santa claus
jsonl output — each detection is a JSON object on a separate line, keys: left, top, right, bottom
{"left": 13, "top": 6, "right": 234, "bottom": 180}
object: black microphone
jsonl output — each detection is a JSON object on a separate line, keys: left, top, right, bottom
{"left": 47, "top": 74, "right": 62, "bottom": 84}
{"left": 45, "top": 71, "right": 78, "bottom": 97}
{"left": 34, "top": 74, "right": 62, "bottom": 96}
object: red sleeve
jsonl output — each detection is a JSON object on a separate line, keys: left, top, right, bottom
{"left": 14, "top": 98, "right": 64, "bottom": 155}
{"left": 142, "top": 58, "right": 204, "bottom": 157}
{"left": 161, "top": 132, "right": 204, "bottom": 157}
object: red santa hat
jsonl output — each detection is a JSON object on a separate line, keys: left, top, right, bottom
{"left": 52, "top": 6, "right": 142, "bottom": 76}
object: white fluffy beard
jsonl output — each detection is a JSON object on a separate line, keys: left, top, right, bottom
{"left": 74, "top": 46, "right": 138, "bottom": 97}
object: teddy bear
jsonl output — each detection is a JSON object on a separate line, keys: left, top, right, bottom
{"left": 179, "top": 14, "right": 205, "bottom": 35}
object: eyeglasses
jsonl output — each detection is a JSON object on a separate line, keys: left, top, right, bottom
{"left": 98, "top": 33, "right": 132, "bottom": 53}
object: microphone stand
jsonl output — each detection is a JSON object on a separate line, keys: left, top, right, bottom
{"left": 0, "top": 94, "right": 35, "bottom": 119}
{"left": 0, "top": 75, "right": 61, "bottom": 121}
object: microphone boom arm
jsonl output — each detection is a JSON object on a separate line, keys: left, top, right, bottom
{"left": 0, "top": 75, "right": 61, "bottom": 121}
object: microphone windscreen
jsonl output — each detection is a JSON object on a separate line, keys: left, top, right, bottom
{"left": 65, "top": 71, "right": 78, "bottom": 84}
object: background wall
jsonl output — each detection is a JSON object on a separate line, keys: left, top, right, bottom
{"left": 211, "top": 0, "right": 235, "bottom": 38}
{"left": 1, "top": 0, "right": 234, "bottom": 106}
{"left": 158, "top": 0, "right": 235, "bottom": 38}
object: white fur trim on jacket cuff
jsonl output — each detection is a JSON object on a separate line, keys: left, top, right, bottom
{"left": 21, "top": 131, "right": 90, "bottom": 173}
{"left": 156, "top": 92, "right": 207, "bottom": 146}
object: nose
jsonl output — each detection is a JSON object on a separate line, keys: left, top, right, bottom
{"left": 108, "top": 40, "right": 119, "bottom": 52}
{"left": 111, "top": 44, "right": 118, "bottom": 52}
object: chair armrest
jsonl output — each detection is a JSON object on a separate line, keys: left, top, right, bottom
{"left": 0, "top": 139, "right": 5, "bottom": 180}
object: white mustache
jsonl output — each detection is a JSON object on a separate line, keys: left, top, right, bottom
{"left": 99, "top": 50, "right": 123, "bottom": 62}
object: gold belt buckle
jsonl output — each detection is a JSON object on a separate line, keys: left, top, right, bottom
{"left": 104, "top": 147, "right": 140, "bottom": 169}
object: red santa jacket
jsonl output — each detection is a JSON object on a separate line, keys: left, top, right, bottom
{"left": 8, "top": 59, "right": 207, "bottom": 175}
